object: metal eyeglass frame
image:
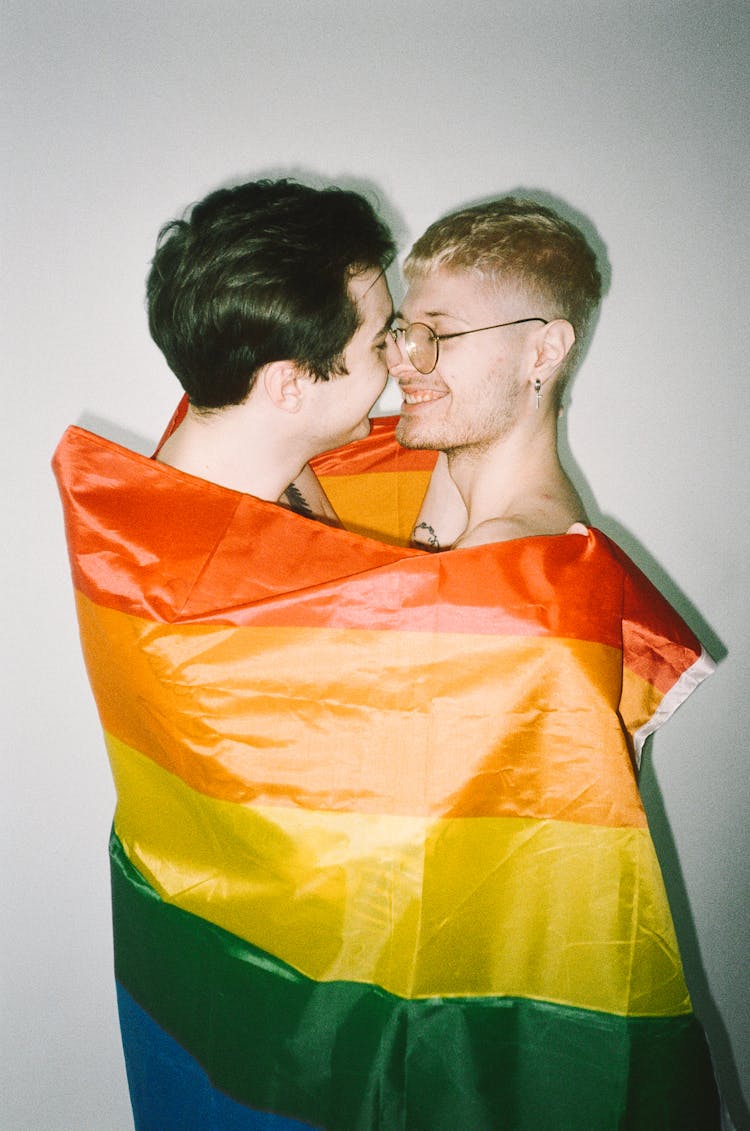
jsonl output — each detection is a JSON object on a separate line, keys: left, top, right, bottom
{"left": 390, "top": 317, "right": 549, "bottom": 375}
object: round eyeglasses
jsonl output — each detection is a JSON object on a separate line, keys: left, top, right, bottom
{"left": 390, "top": 317, "right": 549, "bottom": 375}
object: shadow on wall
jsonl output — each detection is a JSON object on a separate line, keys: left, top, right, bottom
{"left": 639, "top": 743, "right": 748, "bottom": 1131}
{"left": 76, "top": 413, "right": 159, "bottom": 456}
{"left": 565, "top": 489, "right": 741, "bottom": 1120}
{"left": 565, "top": 485, "right": 744, "bottom": 1123}
{"left": 557, "top": 321, "right": 739, "bottom": 1119}
{"left": 589, "top": 512, "right": 745, "bottom": 1127}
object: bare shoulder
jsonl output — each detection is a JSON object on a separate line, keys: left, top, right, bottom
{"left": 454, "top": 515, "right": 588, "bottom": 549}
{"left": 453, "top": 516, "right": 537, "bottom": 548}
{"left": 411, "top": 452, "right": 468, "bottom": 551}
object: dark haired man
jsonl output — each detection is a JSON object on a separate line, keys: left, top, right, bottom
{"left": 53, "top": 178, "right": 408, "bottom": 1131}
{"left": 149, "top": 178, "right": 398, "bottom": 512}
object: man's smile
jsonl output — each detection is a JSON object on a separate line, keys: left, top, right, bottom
{"left": 399, "top": 385, "right": 449, "bottom": 407}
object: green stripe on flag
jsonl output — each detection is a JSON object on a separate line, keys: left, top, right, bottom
{"left": 111, "top": 830, "right": 719, "bottom": 1131}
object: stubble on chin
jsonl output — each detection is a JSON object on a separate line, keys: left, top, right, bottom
{"left": 395, "top": 398, "right": 490, "bottom": 452}
{"left": 395, "top": 415, "right": 436, "bottom": 450}
{"left": 396, "top": 404, "right": 517, "bottom": 456}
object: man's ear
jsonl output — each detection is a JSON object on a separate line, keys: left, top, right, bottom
{"left": 261, "top": 361, "right": 308, "bottom": 414}
{"left": 533, "top": 319, "right": 575, "bottom": 377}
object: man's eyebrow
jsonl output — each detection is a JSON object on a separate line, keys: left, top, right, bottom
{"left": 424, "top": 309, "right": 469, "bottom": 324}
{"left": 393, "top": 309, "right": 469, "bottom": 325}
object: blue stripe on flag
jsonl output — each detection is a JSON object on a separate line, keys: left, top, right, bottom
{"left": 116, "top": 982, "right": 319, "bottom": 1131}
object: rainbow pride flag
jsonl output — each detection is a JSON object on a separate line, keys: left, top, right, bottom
{"left": 53, "top": 416, "right": 720, "bottom": 1130}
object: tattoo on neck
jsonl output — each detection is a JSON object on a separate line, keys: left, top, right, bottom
{"left": 412, "top": 521, "right": 441, "bottom": 550}
{"left": 282, "top": 482, "right": 314, "bottom": 519}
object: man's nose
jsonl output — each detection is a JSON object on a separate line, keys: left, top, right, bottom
{"left": 386, "top": 332, "right": 404, "bottom": 368}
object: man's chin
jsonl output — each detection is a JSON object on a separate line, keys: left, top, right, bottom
{"left": 395, "top": 416, "right": 434, "bottom": 450}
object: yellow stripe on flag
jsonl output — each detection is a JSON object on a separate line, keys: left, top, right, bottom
{"left": 317, "top": 470, "right": 433, "bottom": 545}
{"left": 109, "top": 733, "right": 689, "bottom": 1017}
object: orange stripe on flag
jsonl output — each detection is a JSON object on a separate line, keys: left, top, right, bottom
{"left": 78, "top": 593, "right": 648, "bottom": 828}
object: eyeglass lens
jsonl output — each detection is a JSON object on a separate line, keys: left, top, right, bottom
{"left": 405, "top": 324, "right": 438, "bottom": 374}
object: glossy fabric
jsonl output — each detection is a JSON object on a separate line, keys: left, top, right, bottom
{"left": 116, "top": 983, "right": 315, "bottom": 1131}
{"left": 53, "top": 417, "right": 719, "bottom": 1129}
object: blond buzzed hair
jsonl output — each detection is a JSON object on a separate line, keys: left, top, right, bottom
{"left": 405, "top": 198, "right": 602, "bottom": 387}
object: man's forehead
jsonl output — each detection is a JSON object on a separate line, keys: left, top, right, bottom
{"left": 402, "top": 267, "right": 512, "bottom": 320}
{"left": 350, "top": 269, "right": 393, "bottom": 332}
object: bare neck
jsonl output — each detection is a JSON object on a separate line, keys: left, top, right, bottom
{"left": 448, "top": 418, "right": 587, "bottom": 546}
{"left": 155, "top": 402, "right": 307, "bottom": 500}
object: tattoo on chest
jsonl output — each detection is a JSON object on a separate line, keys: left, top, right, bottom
{"left": 412, "top": 521, "right": 441, "bottom": 550}
{"left": 282, "top": 482, "right": 314, "bottom": 519}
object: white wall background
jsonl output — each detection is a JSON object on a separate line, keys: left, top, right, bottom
{"left": 4, "top": 1, "right": 749, "bottom": 1126}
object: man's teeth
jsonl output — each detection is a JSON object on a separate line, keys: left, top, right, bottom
{"left": 403, "top": 390, "right": 443, "bottom": 404}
